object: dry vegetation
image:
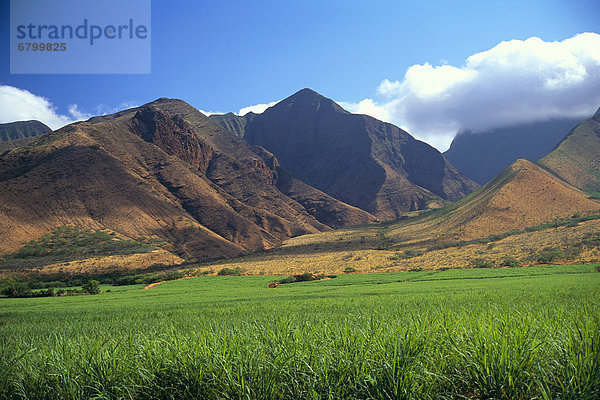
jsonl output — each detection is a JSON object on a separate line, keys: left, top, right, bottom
{"left": 34, "top": 249, "right": 184, "bottom": 276}
{"left": 200, "top": 217, "right": 600, "bottom": 276}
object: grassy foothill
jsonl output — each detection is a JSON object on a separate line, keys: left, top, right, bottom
{"left": 0, "top": 226, "right": 158, "bottom": 270}
{"left": 0, "top": 264, "right": 599, "bottom": 399}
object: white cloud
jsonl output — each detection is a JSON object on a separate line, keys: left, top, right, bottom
{"left": 67, "top": 104, "right": 93, "bottom": 121}
{"left": 338, "top": 99, "right": 392, "bottom": 122}
{"left": 377, "top": 79, "right": 402, "bottom": 97}
{"left": 198, "top": 109, "right": 223, "bottom": 116}
{"left": 0, "top": 85, "right": 140, "bottom": 131}
{"left": 238, "top": 101, "right": 279, "bottom": 116}
{"left": 342, "top": 32, "right": 600, "bottom": 151}
{"left": 0, "top": 85, "right": 78, "bottom": 130}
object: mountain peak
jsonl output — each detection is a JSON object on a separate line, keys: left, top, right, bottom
{"left": 294, "top": 88, "right": 323, "bottom": 98}
{"left": 427, "top": 154, "right": 599, "bottom": 241}
{"left": 242, "top": 89, "right": 477, "bottom": 218}
{"left": 510, "top": 158, "right": 535, "bottom": 170}
{"left": 273, "top": 88, "right": 349, "bottom": 114}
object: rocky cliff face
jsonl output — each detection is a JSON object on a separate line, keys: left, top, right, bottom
{"left": 131, "top": 106, "right": 214, "bottom": 172}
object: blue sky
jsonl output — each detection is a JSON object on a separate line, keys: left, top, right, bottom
{"left": 1, "top": 0, "right": 599, "bottom": 150}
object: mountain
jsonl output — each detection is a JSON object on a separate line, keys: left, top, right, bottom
{"left": 412, "top": 159, "right": 600, "bottom": 241}
{"left": 0, "top": 120, "right": 52, "bottom": 151}
{"left": 213, "top": 89, "right": 478, "bottom": 219}
{"left": 537, "top": 108, "right": 600, "bottom": 192}
{"left": 209, "top": 112, "right": 256, "bottom": 138}
{"left": 0, "top": 98, "right": 375, "bottom": 258}
{"left": 0, "top": 120, "right": 51, "bottom": 141}
{"left": 443, "top": 118, "right": 580, "bottom": 185}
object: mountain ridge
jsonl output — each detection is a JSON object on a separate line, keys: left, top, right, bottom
{"left": 538, "top": 107, "right": 600, "bottom": 192}
{"left": 0, "top": 120, "right": 51, "bottom": 141}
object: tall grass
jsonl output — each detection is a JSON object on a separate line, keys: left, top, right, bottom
{"left": 0, "top": 266, "right": 599, "bottom": 399}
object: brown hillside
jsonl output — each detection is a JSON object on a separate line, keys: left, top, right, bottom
{"left": 388, "top": 159, "right": 600, "bottom": 244}
{"left": 0, "top": 99, "right": 375, "bottom": 259}
{"left": 269, "top": 158, "right": 600, "bottom": 256}
{"left": 207, "top": 158, "right": 600, "bottom": 276}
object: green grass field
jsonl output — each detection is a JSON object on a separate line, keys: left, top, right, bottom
{"left": 1, "top": 265, "right": 599, "bottom": 399}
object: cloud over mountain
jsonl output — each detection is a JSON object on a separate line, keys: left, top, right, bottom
{"left": 238, "top": 101, "right": 279, "bottom": 116}
{"left": 342, "top": 33, "right": 600, "bottom": 151}
{"left": 0, "top": 85, "right": 84, "bottom": 130}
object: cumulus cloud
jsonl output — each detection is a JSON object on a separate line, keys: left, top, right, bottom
{"left": 0, "top": 85, "right": 73, "bottom": 129}
{"left": 338, "top": 99, "right": 392, "bottom": 122}
{"left": 238, "top": 101, "right": 279, "bottom": 116}
{"left": 341, "top": 33, "right": 600, "bottom": 151}
{"left": 0, "top": 85, "right": 141, "bottom": 130}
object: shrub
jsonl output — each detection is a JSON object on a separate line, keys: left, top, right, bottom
{"left": 501, "top": 256, "right": 521, "bottom": 268}
{"left": 142, "top": 275, "right": 161, "bottom": 285}
{"left": 409, "top": 267, "right": 423, "bottom": 272}
{"left": 472, "top": 258, "right": 494, "bottom": 268}
{"left": 163, "top": 271, "right": 185, "bottom": 281}
{"left": 404, "top": 249, "right": 423, "bottom": 258}
{"left": 343, "top": 267, "right": 357, "bottom": 273}
{"left": 82, "top": 280, "right": 100, "bottom": 295}
{"left": 37, "top": 288, "right": 55, "bottom": 297}
{"left": 536, "top": 246, "right": 564, "bottom": 264}
{"left": 1, "top": 283, "right": 31, "bottom": 298}
{"left": 115, "top": 275, "right": 138, "bottom": 286}
{"left": 217, "top": 267, "right": 245, "bottom": 276}
{"left": 390, "top": 249, "right": 424, "bottom": 260}
{"left": 486, "top": 234, "right": 503, "bottom": 242}
{"left": 279, "top": 276, "right": 297, "bottom": 284}
{"left": 297, "top": 272, "right": 314, "bottom": 282}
